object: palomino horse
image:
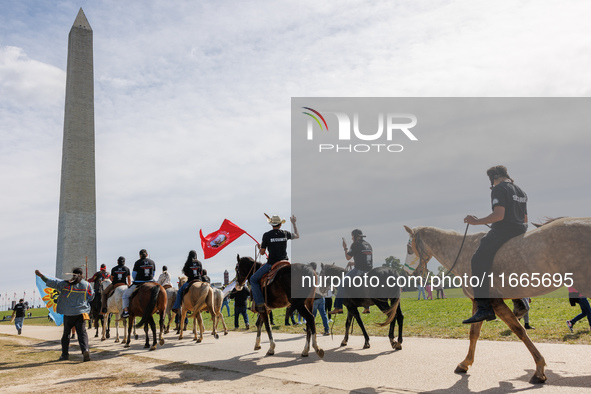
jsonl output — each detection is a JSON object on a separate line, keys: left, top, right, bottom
{"left": 319, "top": 263, "right": 403, "bottom": 350}
{"left": 100, "top": 279, "right": 129, "bottom": 343}
{"left": 235, "top": 255, "right": 324, "bottom": 358}
{"left": 162, "top": 280, "right": 179, "bottom": 334}
{"left": 177, "top": 278, "right": 220, "bottom": 342}
{"left": 211, "top": 286, "right": 229, "bottom": 335}
{"left": 404, "top": 217, "right": 591, "bottom": 383}
{"left": 124, "top": 282, "right": 167, "bottom": 350}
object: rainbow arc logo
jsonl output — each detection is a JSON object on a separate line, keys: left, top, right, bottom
{"left": 302, "top": 107, "right": 329, "bottom": 132}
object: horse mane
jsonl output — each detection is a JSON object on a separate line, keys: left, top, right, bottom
{"left": 532, "top": 216, "right": 566, "bottom": 228}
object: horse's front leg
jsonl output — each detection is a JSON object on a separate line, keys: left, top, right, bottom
{"left": 456, "top": 299, "right": 483, "bottom": 373}
{"left": 101, "top": 314, "right": 107, "bottom": 341}
{"left": 299, "top": 305, "right": 323, "bottom": 358}
{"left": 218, "top": 311, "right": 228, "bottom": 335}
{"left": 350, "top": 307, "right": 370, "bottom": 349}
{"left": 262, "top": 312, "right": 275, "bottom": 356}
{"left": 210, "top": 308, "right": 219, "bottom": 339}
{"left": 254, "top": 314, "right": 263, "bottom": 351}
{"left": 492, "top": 299, "right": 546, "bottom": 383}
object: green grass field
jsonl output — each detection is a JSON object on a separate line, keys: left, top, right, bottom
{"left": 3, "top": 288, "right": 590, "bottom": 344}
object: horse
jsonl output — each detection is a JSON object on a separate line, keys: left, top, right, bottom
{"left": 211, "top": 286, "right": 229, "bottom": 336}
{"left": 403, "top": 217, "right": 591, "bottom": 383}
{"left": 162, "top": 280, "right": 179, "bottom": 334}
{"left": 100, "top": 279, "right": 129, "bottom": 343}
{"left": 177, "top": 278, "right": 219, "bottom": 342}
{"left": 90, "top": 279, "right": 110, "bottom": 338}
{"left": 124, "top": 282, "right": 167, "bottom": 350}
{"left": 235, "top": 255, "right": 324, "bottom": 358}
{"left": 319, "top": 263, "right": 403, "bottom": 350}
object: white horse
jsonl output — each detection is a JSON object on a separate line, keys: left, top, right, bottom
{"left": 163, "top": 282, "right": 178, "bottom": 334}
{"left": 101, "top": 279, "right": 131, "bottom": 343}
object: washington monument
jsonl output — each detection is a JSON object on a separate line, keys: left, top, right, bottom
{"left": 56, "top": 8, "right": 96, "bottom": 279}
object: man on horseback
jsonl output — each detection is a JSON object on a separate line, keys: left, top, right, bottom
{"left": 250, "top": 214, "right": 299, "bottom": 313}
{"left": 101, "top": 256, "right": 131, "bottom": 314}
{"left": 121, "top": 249, "right": 156, "bottom": 318}
{"left": 157, "top": 265, "right": 172, "bottom": 289}
{"left": 328, "top": 229, "right": 373, "bottom": 315}
{"left": 462, "top": 165, "right": 528, "bottom": 324}
{"left": 172, "top": 250, "right": 203, "bottom": 313}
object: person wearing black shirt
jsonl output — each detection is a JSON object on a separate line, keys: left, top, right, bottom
{"left": 121, "top": 249, "right": 156, "bottom": 318}
{"left": 250, "top": 214, "right": 299, "bottom": 313}
{"left": 462, "top": 165, "right": 528, "bottom": 324}
{"left": 230, "top": 286, "right": 250, "bottom": 329}
{"left": 101, "top": 256, "right": 131, "bottom": 314}
{"left": 329, "top": 229, "right": 373, "bottom": 314}
{"left": 172, "top": 250, "right": 204, "bottom": 312}
{"left": 11, "top": 299, "right": 27, "bottom": 335}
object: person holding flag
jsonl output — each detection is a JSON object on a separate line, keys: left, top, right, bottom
{"left": 35, "top": 267, "right": 93, "bottom": 362}
{"left": 250, "top": 214, "right": 299, "bottom": 313}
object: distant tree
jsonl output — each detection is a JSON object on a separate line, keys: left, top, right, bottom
{"left": 382, "top": 256, "right": 402, "bottom": 273}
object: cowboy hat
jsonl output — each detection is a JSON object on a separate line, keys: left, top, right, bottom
{"left": 266, "top": 214, "right": 286, "bottom": 226}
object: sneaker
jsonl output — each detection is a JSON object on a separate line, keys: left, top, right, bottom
{"left": 121, "top": 310, "right": 130, "bottom": 318}
{"left": 328, "top": 308, "right": 343, "bottom": 315}
{"left": 18, "top": 329, "right": 22, "bottom": 335}
{"left": 57, "top": 354, "right": 69, "bottom": 361}
{"left": 246, "top": 324, "right": 250, "bottom": 330}
{"left": 524, "top": 323, "right": 535, "bottom": 330}
{"left": 328, "top": 319, "right": 333, "bottom": 323}
{"left": 83, "top": 351, "right": 91, "bottom": 362}
{"left": 323, "top": 331, "right": 330, "bottom": 336}
{"left": 566, "top": 320, "right": 573, "bottom": 333}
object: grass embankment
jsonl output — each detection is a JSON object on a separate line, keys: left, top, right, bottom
{"left": 2, "top": 287, "right": 589, "bottom": 344}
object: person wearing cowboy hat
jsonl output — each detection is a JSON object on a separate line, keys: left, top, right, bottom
{"left": 249, "top": 214, "right": 299, "bottom": 313}
{"left": 328, "top": 228, "right": 373, "bottom": 315}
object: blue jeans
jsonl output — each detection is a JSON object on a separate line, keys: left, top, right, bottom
{"left": 571, "top": 297, "right": 591, "bottom": 327}
{"left": 333, "top": 268, "right": 364, "bottom": 310}
{"left": 234, "top": 306, "right": 249, "bottom": 328}
{"left": 173, "top": 282, "right": 191, "bottom": 310}
{"left": 250, "top": 263, "right": 272, "bottom": 305}
{"left": 313, "top": 298, "right": 329, "bottom": 332}
{"left": 418, "top": 286, "right": 426, "bottom": 300}
{"left": 222, "top": 298, "right": 231, "bottom": 317}
{"left": 14, "top": 317, "right": 24, "bottom": 331}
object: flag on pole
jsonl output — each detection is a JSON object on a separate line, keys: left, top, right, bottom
{"left": 35, "top": 275, "right": 63, "bottom": 326}
{"left": 200, "top": 219, "right": 247, "bottom": 259}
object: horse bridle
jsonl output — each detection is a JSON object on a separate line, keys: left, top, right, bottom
{"left": 414, "top": 223, "right": 470, "bottom": 276}
{"left": 235, "top": 258, "right": 257, "bottom": 289}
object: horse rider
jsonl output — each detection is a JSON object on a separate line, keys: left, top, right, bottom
{"left": 88, "top": 264, "right": 110, "bottom": 290}
{"left": 157, "top": 265, "right": 173, "bottom": 289}
{"left": 201, "top": 269, "right": 211, "bottom": 284}
{"left": 101, "top": 256, "right": 131, "bottom": 314}
{"left": 462, "top": 165, "right": 529, "bottom": 324}
{"left": 172, "top": 250, "right": 203, "bottom": 314}
{"left": 250, "top": 214, "right": 299, "bottom": 313}
{"left": 121, "top": 249, "right": 157, "bottom": 318}
{"left": 328, "top": 229, "right": 373, "bottom": 315}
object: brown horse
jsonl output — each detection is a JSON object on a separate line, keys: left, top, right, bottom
{"left": 235, "top": 255, "right": 324, "bottom": 358}
{"left": 319, "top": 263, "right": 403, "bottom": 350}
{"left": 124, "top": 282, "right": 167, "bottom": 350}
{"left": 177, "top": 279, "right": 220, "bottom": 342}
{"left": 404, "top": 217, "right": 591, "bottom": 383}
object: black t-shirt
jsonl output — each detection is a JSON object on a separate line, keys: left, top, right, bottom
{"left": 183, "top": 259, "right": 203, "bottom": 281}
{"left": 490, "top": 181, "right": 528, "bottom": 233}
{"left": 111, "top": 265, "right": 131, "bottom": 285}
{"left": 349, "top": 239, "right": 373, "bottom": 272}
{"left": 133, "top": 258, "right": 156, "bottom": 282}
{"left": 13, "top": 302, "right": 26, "bottom": 318}
{"left": 230, "top": 287, "right": 250, "bottom": 307}
{"left": 261, "top": 229, "right": 293, "bottom": 264}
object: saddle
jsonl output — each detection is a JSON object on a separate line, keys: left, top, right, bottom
{"left": 106, "top": 282, "right": 126, "bottom": 299}
{"left": 163, "top": 284, "right": 172, "bottom": 290}
{"left": 261, "top": 260, "right": 290, "bottom": 288}
{"left": 180, "top": 279, "right": 208, "bottom": 301}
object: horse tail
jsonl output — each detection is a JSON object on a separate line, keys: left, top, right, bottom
{"left": 376, "top": 300, "right": 400, "bottom": 327}
{"left": 136, "top": 285, "right": 160, "bottom": 329}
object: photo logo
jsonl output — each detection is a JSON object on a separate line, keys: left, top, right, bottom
{"left": 302, "top": 107, "right": 418, "bottom": 153}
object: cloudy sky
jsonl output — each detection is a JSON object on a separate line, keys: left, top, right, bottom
{"left": 1, "top": 1, "right": 591, "bottom": 307}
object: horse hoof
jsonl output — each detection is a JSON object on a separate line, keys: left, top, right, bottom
{"left": 159, "top": 339, "right": 165, "bottom": 346}
{"left": 301, "top": 352, "right": 309, "bottom": 357}
{"left": 340, "top": 341, "right": 347, "bottom": 347}
{"left": 529, "top": 374, "right": 547, "bottom": 384}
{"left": 124, "top": 344, "right": 130, "bottom": 348}
{"left": 254, "top": 345, "right": 261, "bottom": 351}
{"left": 106, "top": 333, "right": 110, "bottom": 339}
{"left": 363, "top": 343, "right": 370, "bottom": 349}
{"left": 101, "top": 337, "right": 106, "bottom": 342}
{"left": 95, "top": 333, "right": 98, "bottom": 338}
{"left": 316, "top": 348, "right": 325, "bottom": 358}
{"left": 135, "top": 335, "right": 139, "bottom": 340}
{"left": 224, "top": 331, "right": 228, "bottom": 336}
{"left": 454, "top": 365, "right": 468, "bottom": 374}
{"left": 266, "top": 350, "right": 275, "bottom": 356}
{"left": 115, "top": 339, "right": 120, "bottom": 343}
{"left": 395, "top": 343, "right": 402, "bottom": 351}
{"left": 215, "top": 334, "right": 219, "bottom": 339}
{"left": 144, "top": 344, "right": 150, "bottom": 348}
{"left": 196, "top": 338, "right": 202, "bottom": 343}
{"left": 150, "top": 346, "right": 157, "bottom": 351}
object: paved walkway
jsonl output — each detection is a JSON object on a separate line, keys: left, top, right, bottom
{"left": 2, "top": 324, "right": 591, "bottom": 393}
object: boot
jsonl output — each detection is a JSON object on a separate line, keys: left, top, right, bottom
{"left": 512, "top": 299, "right": 528, "bottom": 319}
{"left": 462, "top": 299, "right": 496, "bottom": 324}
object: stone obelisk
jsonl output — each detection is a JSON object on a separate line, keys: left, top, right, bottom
{"left": 56, "top": 8, "right": 96, "bottom": 279}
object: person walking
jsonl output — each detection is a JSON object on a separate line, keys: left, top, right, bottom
{"left": 566, "top": 287, "right": 591, "bottom": 332}
{"left": 310, "top": 263, "right": 330, "bottom": 335}
{"left": 230, "top": 286, "right": 250, "bottom": 329}
{"left": 11, "top": 299, "right": 27, "bottom": 335}
{"left": 35, "top": 267, "right": 94, "bottom": 362}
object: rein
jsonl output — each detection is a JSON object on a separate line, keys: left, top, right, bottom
{"left": 447, "top": 223, "right": 470, "bottom": 275}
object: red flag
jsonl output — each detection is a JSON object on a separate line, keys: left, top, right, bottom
{"left": 200, "top": 219, "right": 246, "bottom": 259}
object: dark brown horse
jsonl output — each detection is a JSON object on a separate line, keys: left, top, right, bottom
{"left": 319, "top": 263, "right": 403, "bottom": 350}
{"left": 124, "top": 282, "right": 167, "bottom": 350}
{"left": 235, "top": 255, "right": 324, "bottom": 358}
